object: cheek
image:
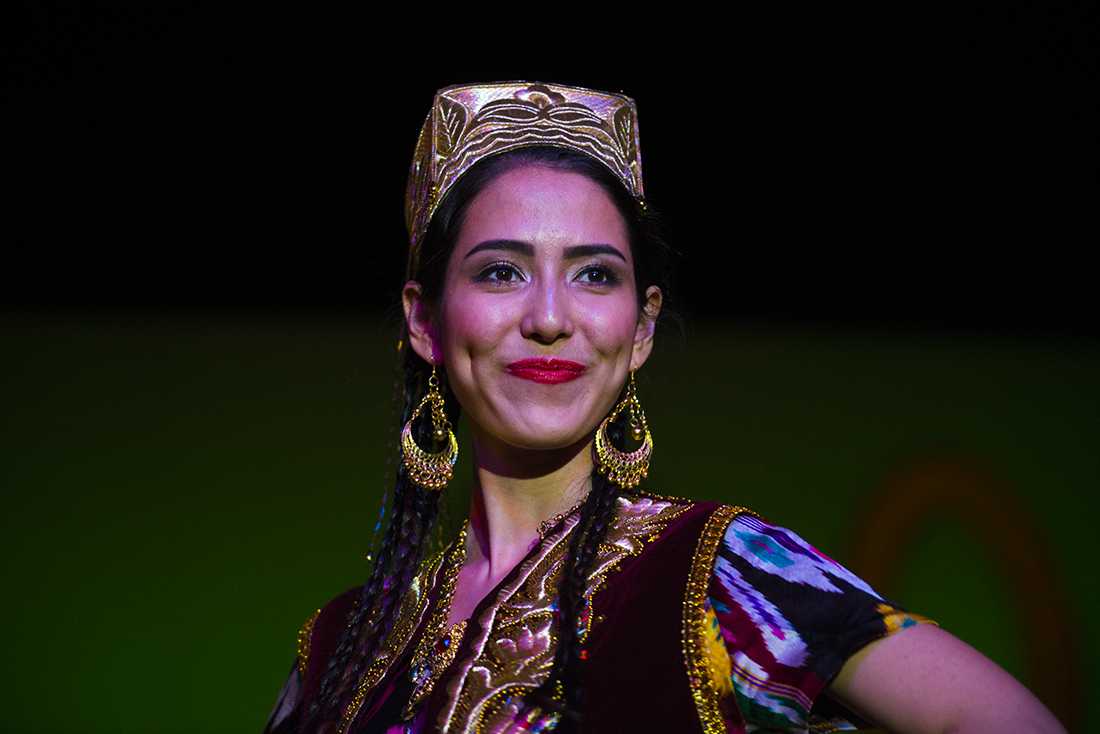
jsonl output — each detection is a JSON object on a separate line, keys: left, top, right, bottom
{"left": 439, "top": 291, "right": 510, "bottom": 357}
{"left": 583, "top": 295, "right": 640, "bottom": 354}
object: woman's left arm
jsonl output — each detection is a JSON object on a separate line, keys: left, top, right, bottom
{"left": 827, "top": 623, "right": 1067, "bottom": 734}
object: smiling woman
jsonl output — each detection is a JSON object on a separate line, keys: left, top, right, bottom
{"left": 262, "top": 82, "right": 1066, "bottom": 734}
{"left": 414, "top": 163, "right": 660, "bottom": 456}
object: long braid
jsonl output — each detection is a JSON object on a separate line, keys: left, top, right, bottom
{"left": 566, "top": 472, "right": 620, "bottom": 715}
{"left": 305, "top": 470, "right": 408, "bottom": 722}
{"left": 529, "top": 416, "right": 627, "bottom": 729}
{"left": 305, "top": 355, "right": 419, "bottom": 721}
{"left": 303, "top": 353, "right": 456, "bottom": 729}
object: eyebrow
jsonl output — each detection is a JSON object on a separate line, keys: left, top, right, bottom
{"left": 462, "top": 239, "right": 627, "bottom": 263}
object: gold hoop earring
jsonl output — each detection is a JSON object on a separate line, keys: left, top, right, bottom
{"left": 594, "top": 369, "right": 652, "bottom": 489}
{"left": 401, "top": 363, "right": 458, "bottom": 491}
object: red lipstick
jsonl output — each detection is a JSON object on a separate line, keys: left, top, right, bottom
{"left": 506, "top": 357, "right": 587, "bottom": 384}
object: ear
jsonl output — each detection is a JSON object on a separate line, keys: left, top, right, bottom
{"left": 402, "top": 280, "right": 440, "bottom": 364}
{"left": 629, "top": 286, "right": 663, "bottom": 372}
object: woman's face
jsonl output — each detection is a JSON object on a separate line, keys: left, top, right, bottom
{"left": 403, "top": 165, "right": 662, "bottom": 452}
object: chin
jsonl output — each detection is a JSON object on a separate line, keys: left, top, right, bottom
{"left": 508, "top": 435, "right": 588, "bottom": 452}
{"left": 497, "top": 417, "right": 594, "bottom": 451}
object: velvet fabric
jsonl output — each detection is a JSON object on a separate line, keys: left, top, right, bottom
{"left": 274, "top": 494, "right": 733, "bottom": 732}
{"left": 580, "top": 499, "right": 734, "bottom": 732}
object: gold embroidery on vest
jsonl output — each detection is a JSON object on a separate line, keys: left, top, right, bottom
{"left": 682, "top": 504, "right": 760, "bottom": 733}
{"left": 336, "top": 543, "right": 451, "bottom": 733}
{"left": 439, "top": 492, "right": 694, "bottom": 733}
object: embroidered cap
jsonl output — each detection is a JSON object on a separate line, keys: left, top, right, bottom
{"left": 403, "top": 80, "right": 646, "bottom": 281}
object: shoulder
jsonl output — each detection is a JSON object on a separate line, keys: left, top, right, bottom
{"left": 706, "top": 511, "right": 895, "bottom": 630}
{"left": 611, "top": 490, "right": 763, "bottom": 555}
{"left": 296, "top": 544, "right": 454, "bottom": 683}
{"left": 614, "top": 491, "right": 768, "bottom": 589}
{"left": 619, "top": 489, "right": 761, "bottom": 527}
{"left": 705, "top": 510, "right": 938, "bottom": 637}
{"left": 709, "top": 511, "right": 900, "bottom": 603}
{"left": 295, "top": 586, "right": 360, "bottom": 684}
{"left": 704, "top": 511, "right": 938, "bottom": 728}
{"left": 313, "top": 585, "right": 361, "bottom": 633}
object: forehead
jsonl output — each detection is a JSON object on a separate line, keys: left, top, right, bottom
{"left": 455, "top": 165, "right": 631, "bottom": 258}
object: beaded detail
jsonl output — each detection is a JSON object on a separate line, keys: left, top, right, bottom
{"left": 296, "top": 608, "right": 321, "bottom": 678}
{"left": 681, "top": 504, "right": 760, "bottom": 732}
{"left": 436, "top": 492, "right": 693, "bottom": 732}
{"left": 335, "top": 545, "right": 451, "bottom": 734}
{"left": 536, "top": 492, "right": 590, "bottom": 541}
{"left": 403, "top": 520, "right": 471, "bottom": 720}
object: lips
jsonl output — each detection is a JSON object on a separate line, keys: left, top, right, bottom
{"left": 506, "top": 357, "right": 587, "bottom": 384}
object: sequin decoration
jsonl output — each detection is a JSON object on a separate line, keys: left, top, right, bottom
{"left": 682, "top": 504, "right": 760, "bottom": 733}
{"left": 336, "top": 542, "right": 452, "bottom": 734}
{"left": 435, "top": 493, "right": 692, "bottom": 733}
{"left": 296, "top": 608, "right": 321, "bottom": 679}
{"left": 402, "top": 520, "right": 471, "bottom": 720}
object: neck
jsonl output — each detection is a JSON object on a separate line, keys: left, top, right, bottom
{"left": 464, "top": 426, "right": 594, "bottom": 581}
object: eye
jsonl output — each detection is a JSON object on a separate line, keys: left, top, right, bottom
{"left": 476, "top": 261, "right": 524, "bottom": 285}
{"left": 577, "top": 264, "right": 620, "bottom": 286}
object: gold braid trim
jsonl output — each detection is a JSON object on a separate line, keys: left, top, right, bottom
{"left": 336, "top": 541, "right": 454, "bottom": 734}
{"left": 681, "top": 504, "right": 760, "bottom": 733}
{"left": 296, "top": 608, "right": 321, "bottom": 678}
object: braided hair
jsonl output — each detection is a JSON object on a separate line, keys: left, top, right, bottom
{"left": 304, "top": 145, "right": 678, "bottom": 731}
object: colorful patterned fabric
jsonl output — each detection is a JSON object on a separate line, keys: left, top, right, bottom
{"left": 707, "top": 512, "right": 937, "bottom": 732}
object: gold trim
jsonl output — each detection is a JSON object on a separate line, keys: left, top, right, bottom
{"left": 682, "top": 504, "right": 760, "bottom": 733}
{"left": 628, "top": 487, "right": 702, "bottom": 505}
{"left": 335, "top": 540, "right": 453, "bottom": 734}
{"left": 296, "top": 608, "right": 321, "bottom": 678}
{"left": 403, "top": 521, "right": 471, "bottom": 719}
{"left": 440, "top": 493, "right": 694, "bottom": 732}
{"left": 536, "top": 493, "right": 589, "bottom": 540}
{"left": 404, "top": 81, "right": 646, "bottom": 280}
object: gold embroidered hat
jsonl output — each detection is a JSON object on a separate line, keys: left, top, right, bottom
{"left": 403, "top": 80, "right": 646, "bottom": 280}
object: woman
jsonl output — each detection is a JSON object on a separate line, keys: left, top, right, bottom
{"left": 264, "top": 81, "right": 1065, "bottom": 733}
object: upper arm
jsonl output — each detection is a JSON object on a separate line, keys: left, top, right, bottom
{"left": 827, "top": 622, "right": 1067, "bottom": 734}
{"left": 705, "top": 510, "right": 940, "bottom": 730}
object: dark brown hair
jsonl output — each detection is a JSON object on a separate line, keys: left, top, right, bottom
{"left": 305, "top": 145, "right": 679, "bottom": 731}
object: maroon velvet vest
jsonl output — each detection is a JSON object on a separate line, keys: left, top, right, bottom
{"left": 581, "top": 497, "right": 740, "bottom": 732}
{"left": 297, "top": 493, "right": 745, "bottom": 733}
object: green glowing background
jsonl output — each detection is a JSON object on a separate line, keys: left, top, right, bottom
{"left": 2, "top": 314, "right": 1095, "bottom": 732}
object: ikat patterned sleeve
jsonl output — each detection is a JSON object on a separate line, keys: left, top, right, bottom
{"left": 704, "top": 511, "right": 938, "bottom": 731}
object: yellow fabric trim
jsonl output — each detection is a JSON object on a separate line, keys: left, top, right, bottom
{"left": 876, "top": 602, "right": 940, "bottom": 634}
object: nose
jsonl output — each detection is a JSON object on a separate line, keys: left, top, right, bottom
{"left": 520, "top": 275, "right": 574, "bottom": 345}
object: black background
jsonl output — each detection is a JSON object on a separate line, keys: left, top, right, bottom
{"left": 5, "top": 3, "right": 1096, "bottom": 337}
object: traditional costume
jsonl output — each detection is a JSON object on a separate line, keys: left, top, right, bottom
{"left": 264, "top": 82, "right": 937, "bottom": 734}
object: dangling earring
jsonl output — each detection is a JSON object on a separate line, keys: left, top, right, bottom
{"left": 401, "top": 363, "right": 458, "bottom": 491}
{"left": 594, "top": 369, "right": 653, "bottom": 489}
